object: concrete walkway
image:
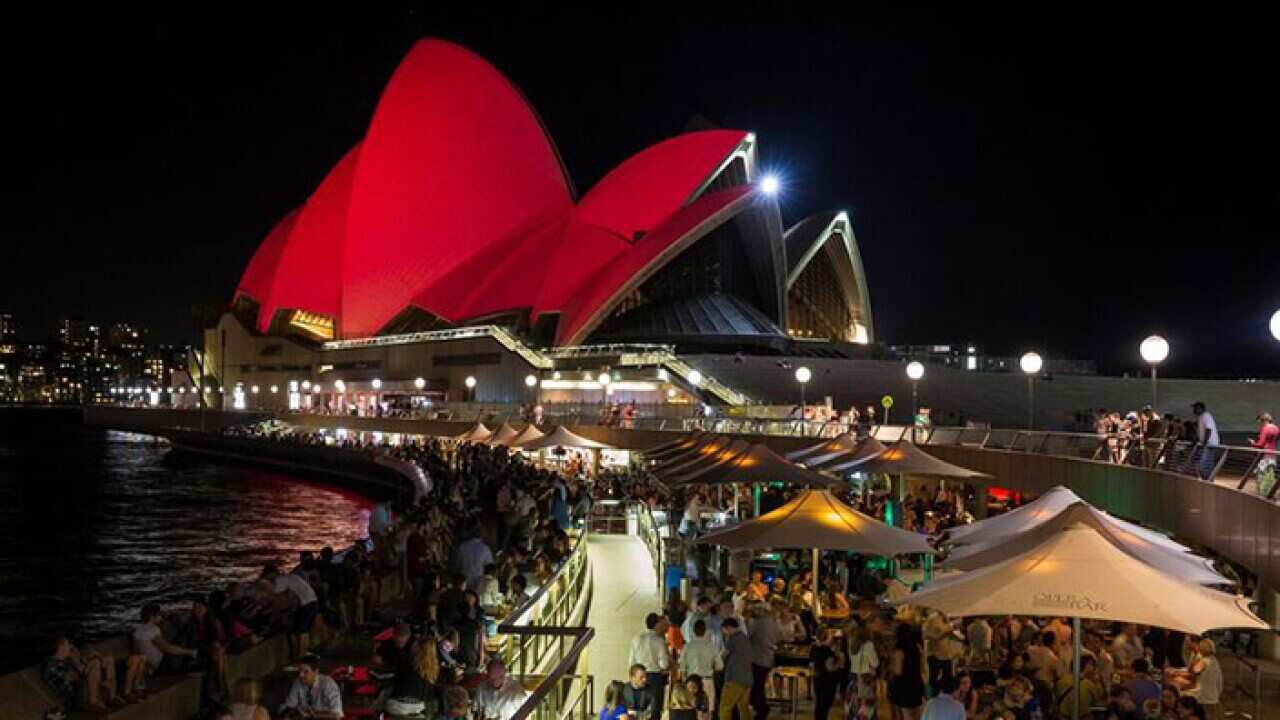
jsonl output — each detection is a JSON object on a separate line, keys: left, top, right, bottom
{"left": 586, "top": 533, "right": 662, "bottom": 707}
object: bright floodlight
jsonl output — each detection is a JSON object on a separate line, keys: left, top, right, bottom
{"left": 525, "top": 374, "right": 538, "bottom": 388}
{"left": 371, "top": 378, "right": 383, "bottom": 390}
{"left": 1140, "top": 335, "right": 1169, "bottom": 365}
{"left": 597, "top": 372, "right": 611, "bottom": 386}
{"left": 657, "top": 368, "right": 669, "bottom": 382}
{"left": 906, "top": 361, "right": 925, "bottom": 380}
{"left": 687, "top": 370, "right": 703, "bottom": 387}
{"left": 270, "top": 385, "right": 278, "bottom": 394}
{"left": 1020, "top": 352, "right": 1043, "bottom": 375}
{"left": 464, "top": 375, "right": 477, "bottom": 389}
{"left": 761, "top": 174, "right": 781, "bottom": 195}
{"left": 1271, "top": 309, "right": 1280, "bottom": 342}
{"left": 251, "top": 385, "right": 259, "bottom": 394}
{"left": 795, "top": 366, "right": 812, "bottom": 384}
{"left": 414, "top": 377, "right": 426, "bottom": 390}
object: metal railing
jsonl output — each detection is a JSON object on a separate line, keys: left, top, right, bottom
{"left": 498, "top": 527, "right": 592, "bottom": 678}
{"left": 497, "top": 522, "right": 597, "bottom": 720}
{"left": 632, "top": 501, "right": 668, "bottom": 594}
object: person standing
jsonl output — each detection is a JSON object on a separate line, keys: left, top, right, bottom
{"left": 889, "top": 623, "right": 926, "bottom": 720}
{"left": 1249, "top": 413, "right": 1279, "bottom": 496}
{"left": 261, "top": 563, "right": 319, "bottom": 660}
{"left": 680, "top": 619, "right": 722, "bottom": 712}
{"left": 747, "top": 603, "right": 778, "bottom": 720}
{"left": 630, "top": 613, "right": 672, "bottom": 719}
{"left": 810, "top": 627, "right": 845, "bottom": 720}
{"left": 719, "top": 618, "right": 753, "bottom": 720}
{"left": 1192, "top": 402, "right": 1221, "bottom": 481}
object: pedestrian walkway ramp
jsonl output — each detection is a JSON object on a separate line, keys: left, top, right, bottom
{"left": 585, "top": 533, "right": 662, "bottom": 707}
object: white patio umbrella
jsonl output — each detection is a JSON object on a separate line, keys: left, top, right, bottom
{"left": 895, "top": 522, "right": 1267, "bottom": 719}
{"left": 699, "top": 489, "right": 935, "bottom": 616}
{"left": 943, "top": 500, "right": 1231, "bottom": 586}
{"left": 945, "top": 486, "right": 1188, "bottom": 556}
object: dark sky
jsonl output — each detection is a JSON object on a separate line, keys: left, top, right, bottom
{"left": 4, "top": 4, "right": 1278, "bottom": 376}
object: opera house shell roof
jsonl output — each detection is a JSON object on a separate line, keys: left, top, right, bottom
{"left": 235, "top": 39, "right": 873, "bottom": 349}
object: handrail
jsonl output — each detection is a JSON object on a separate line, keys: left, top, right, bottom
{"left": 497, "top": 526, "right": 592, "bottom": 678}
{"left": 630, "top": 501, "right": 667, "bottom": 595}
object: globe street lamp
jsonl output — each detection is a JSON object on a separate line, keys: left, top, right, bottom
{"left": 414, "top": 377, "right": 425, "bottom": 390}
{"left": 371, "top": 378, "right": 382, "bottom": 390}
{"left": 1271, "top": 309, "right": 1280, "bottom": 343}
{"left": 795, "top": 366, "right": 812, "bottom": 435}
{"left": 906, "top": 361, "right": 925, "bottom": 422}
{"left": 464, "top": 375, "right": 476, "bottom": 402}
{"left": 687, "top": 370, "right": 703, "bottom": 387}
{"left": 525, "top": 373, "right": 538, "bottom": 406}
{"left": 1139, "top": 335, "right": 1169, "bottom": 408}
{"left": 1020, "top": 352, "right": 1043, "bottom": 430}
{"left": 597, "top": 372, "right": 612, "bottom": 406}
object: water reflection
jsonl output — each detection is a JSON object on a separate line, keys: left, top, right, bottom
{"left": 0, "top": 427, "right": 373, "bottom": 673}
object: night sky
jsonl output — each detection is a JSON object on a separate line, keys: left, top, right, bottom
{"left": 5, "top": 4, "right": 1277, "bottom": 376}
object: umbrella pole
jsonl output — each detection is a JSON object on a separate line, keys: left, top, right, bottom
{"left": 812, "top": 546, "right": 821, "bottom": 618}
{"left": 1072, "top": 616, "right": 1082, "bottom": 720}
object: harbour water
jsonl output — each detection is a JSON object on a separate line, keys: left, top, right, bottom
{"left": 0, "top": 416, "right": 376, "bottom": 674}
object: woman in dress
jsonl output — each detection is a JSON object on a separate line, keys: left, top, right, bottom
{"left": 888, "top": 623, "right": 926, "bottom": 720}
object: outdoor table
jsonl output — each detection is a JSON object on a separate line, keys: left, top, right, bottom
{"left": 774, "top": 642, "right": 812, "bottom": 667}
{"left": 769, "top": 665, "right": 811, "bottom": 720}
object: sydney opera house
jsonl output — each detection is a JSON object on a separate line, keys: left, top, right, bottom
{"left": 205, "top": 39, "right": 873, "bottom": 410}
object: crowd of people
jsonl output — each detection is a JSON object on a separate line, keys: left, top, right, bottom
{"left": 41, "top": 431, "right": 599, "bottom": 719}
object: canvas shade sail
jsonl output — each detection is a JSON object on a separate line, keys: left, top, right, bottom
{"left": 650, "top": 434, "right": 732, "bottom": 469}
{"left": 453, "top": 422, "right": 493, "bottom": 443}
{"left": 642, "top": 431, "right": 704, "bottom": 458}
{"left": 696, "top": 489, "right": 935, "bottom": 557}
{"left": 828, "top": 440, "right": 991, "bottom": 479}
{"left": 669, "top": 442, "right": 832, "bottom": 488}
{"left": 486, "top": 422, "right": 520, "bottom": 446}
{"left": 517, "top": 425, "right": 616, "bottom": 450}
{"left": 808, "top": 437, "right": 890, "bottom": 472}
{"left": 894, "top": 522, "right": 1265, "bottom": 635}
{"left": 786, "top": 433, "right": 858, "bottom": 463}
{"left": 655, "top": 438, "right": 753, "bottom": 480}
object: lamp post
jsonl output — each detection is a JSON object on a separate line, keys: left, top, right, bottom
{"left": 1139, "top": 335, "right": 1169, "bottom": 408}
{"left": 795, "top": 366, "right": 812, "bottom": 435}
{"left": 906, "top": 361, "right": 924, "bottom": 421}
{"left": 1020, "top": 352, "right": 1043, "bottom": 429}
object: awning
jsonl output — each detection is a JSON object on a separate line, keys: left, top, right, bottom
{"left": 518, "top": 425, "right": 616, "bottom": 450}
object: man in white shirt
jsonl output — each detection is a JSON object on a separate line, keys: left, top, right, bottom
{"left": 628, "top": 613, "right": 671, "bottom": 720}
{"left": 1193, "top": 402, "right": 1221, "bottom": 480}
{"left": 473, "top": 658, "right": 529, "bottom": 720}
{"left": 263, "top": 563, "right": 319, "bottom": 659}
{"left": 455, "top": 534, "right": 495, "bottom": 589}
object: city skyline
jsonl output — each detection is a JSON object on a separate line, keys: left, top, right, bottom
{"left": 4, "top": 5, "right": 1278, "bottom": 377}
